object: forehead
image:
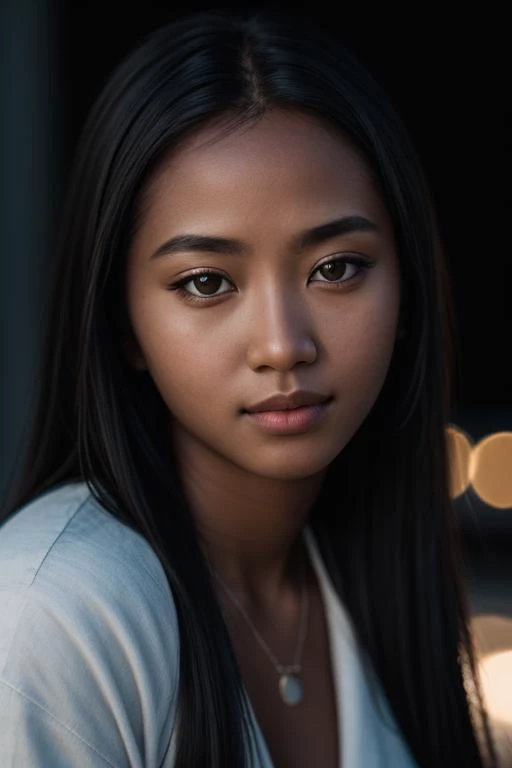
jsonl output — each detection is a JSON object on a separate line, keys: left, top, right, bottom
{"left": 135, "top": 109, "right": 391, "bottom": 239}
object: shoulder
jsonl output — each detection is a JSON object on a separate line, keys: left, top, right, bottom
{"left": 0, "top": 480, "right": 179, "bottom": 767}
{"left": 0, "top": 480, "right": 171, "bottom": 596}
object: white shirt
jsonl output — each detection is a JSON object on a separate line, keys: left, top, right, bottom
{"left": 0, "top": 481, "right": 418, "bottom": 767}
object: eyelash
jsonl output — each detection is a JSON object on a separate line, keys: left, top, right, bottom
{"left": 168, "top": 255, "right": 374, "bottom": 304}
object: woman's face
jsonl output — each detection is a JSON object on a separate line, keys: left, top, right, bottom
{"left": 125, "top": 109, "right": 401, "bottom": 481}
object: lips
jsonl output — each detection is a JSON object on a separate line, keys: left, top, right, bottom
{"left": 244, "top": 391, "right": 331, "bottom": 413}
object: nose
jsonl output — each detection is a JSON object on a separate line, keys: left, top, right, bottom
{"left": 245, "top": 285, "right": 318, "bottom": 372}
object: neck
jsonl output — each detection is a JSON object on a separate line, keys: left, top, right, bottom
{"left": 173, "top": 429, "right": 325, "bottom": 610}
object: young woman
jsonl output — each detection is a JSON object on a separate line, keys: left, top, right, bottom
{"left": 0, "top": 9, "right": 499, "bottom": 768}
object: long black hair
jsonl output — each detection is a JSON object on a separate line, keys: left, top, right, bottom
{"left": 1, "top": 9, "right": 497, "bottom": 767}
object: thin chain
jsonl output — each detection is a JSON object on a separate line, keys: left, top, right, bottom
{"left": 212, "top": 551, "right": 309, "bottom": 675}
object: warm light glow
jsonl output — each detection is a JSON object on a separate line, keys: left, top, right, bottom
{"left": 471, "top": 614, "right": 512, "bottom": 759}
{"left": 469, "top": 432, "right": 512, "bottom": 509}
{"left": 479, "top": 651, "right": 512, "bottom": 725}
{"left": 446, "top": 424, "right": 473, "bottom": 498}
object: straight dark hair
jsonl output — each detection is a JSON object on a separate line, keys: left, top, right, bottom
{"left": 1, "top": 9, "right": 497, "bottom": 767}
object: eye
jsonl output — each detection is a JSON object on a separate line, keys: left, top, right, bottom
{"left": 309, "top": 255, "right": 374, "bottom": 284}
{"left": 169, "top": 270, "right": 234, "bottom": 301}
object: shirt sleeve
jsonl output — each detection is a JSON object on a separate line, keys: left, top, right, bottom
{"left": 0, "top": 679, "right": 121, "bottom": 768}
{"left": 0, "top": 507, "right": 180, "bottom": 768}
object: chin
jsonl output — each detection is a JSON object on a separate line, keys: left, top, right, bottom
{"left": 246, "top": 453, "right": 337, "bottom": 482}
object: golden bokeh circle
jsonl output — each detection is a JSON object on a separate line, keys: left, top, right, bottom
{"left": 469, "top": 432, "right": 512, "bottom": 509}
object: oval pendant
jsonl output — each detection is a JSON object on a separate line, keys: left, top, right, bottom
{"left": 279, "top": 673, "right": 304, "bottom": 706}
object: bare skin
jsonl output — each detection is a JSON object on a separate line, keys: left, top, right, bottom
{"left": 124, "top": 108, "right": 401, "bottom": 765}
{"left": 219, "top": 545, "right": 340, "bottom": 768}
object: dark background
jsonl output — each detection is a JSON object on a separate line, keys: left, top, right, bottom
{"left": 0, "top": 1, "right": 509, "bottom": 579}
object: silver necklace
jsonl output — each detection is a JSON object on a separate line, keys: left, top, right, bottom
{"left": 212, "top": 553, "right": 309, "bottom": 707}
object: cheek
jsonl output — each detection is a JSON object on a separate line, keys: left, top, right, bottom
{"left": 322, "top": 286, "right": 400, "bottom": 406}
{"left": 325, "top": 279, "right": 399, "bottom": 357}
{"left": 133, "top": 306, "right": 234, "bottom": 416}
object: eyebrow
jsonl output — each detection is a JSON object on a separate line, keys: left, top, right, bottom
{"left": 150, "top": 215, "right": 378, "bottom": 261}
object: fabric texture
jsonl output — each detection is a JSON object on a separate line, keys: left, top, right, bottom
{"left": 0, "top": 481, "right": 418, "bottom": 767}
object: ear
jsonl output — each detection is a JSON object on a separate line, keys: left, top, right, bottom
{"left": 121, "top": 335, "right": 147, "bottom": 371}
